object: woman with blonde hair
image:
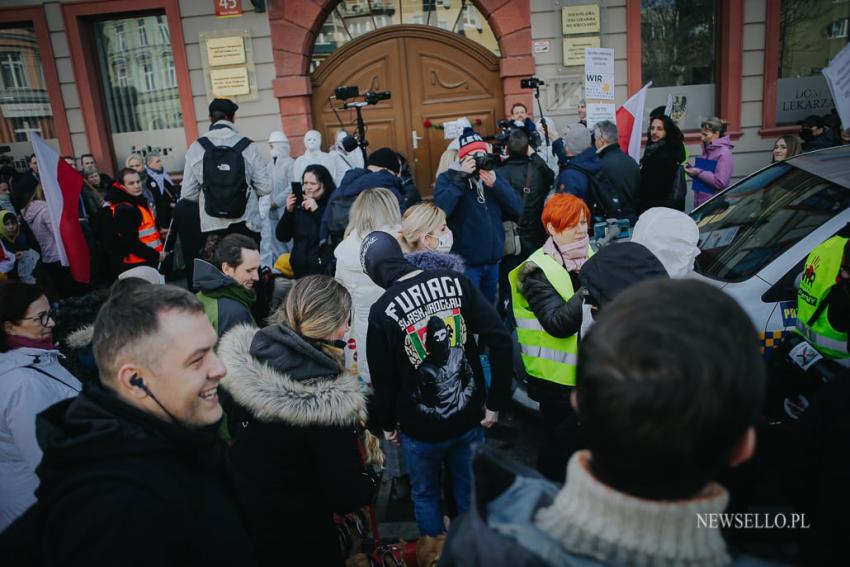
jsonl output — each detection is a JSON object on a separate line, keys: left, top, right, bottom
{"left": 334, "top": 187, "right": 402, "bottom": 383}
{"left": 219, "top": 275, "right": 376, "bottom": 567}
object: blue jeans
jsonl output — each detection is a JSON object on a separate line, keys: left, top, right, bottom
{"left": 400, "top": 427, "right": 485, "bottom": 536}
{"left": 465, "top": 262, "right": 499, "bottom": 305}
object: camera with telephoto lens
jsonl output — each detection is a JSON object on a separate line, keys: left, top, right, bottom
{"left": 334, "top": 85, "right": 360, "bottom": 100}
{"left": 520, "top": 77, "right": 544, "bottom": 89}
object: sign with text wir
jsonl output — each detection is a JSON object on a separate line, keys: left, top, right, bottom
{"left": 584, "top": 48, "right": 615, "bottom": 101}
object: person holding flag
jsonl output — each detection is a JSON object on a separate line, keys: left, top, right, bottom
{"left": 98, "top": 168, "right": 165, "bottom": 278}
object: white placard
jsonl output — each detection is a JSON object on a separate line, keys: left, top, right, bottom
{"left": 823, "top": 43, "right": 850, "bottom": 131}
{"left": 443, "top": 120, "right": 463, "bottom": 140}
{"left": 584, "top": 48, "right": 615, "bottom": 101}
{"left": 533, "top": 41, "right": 551, "bottom": 54}
{"left": 586, "top": 102, "right": 615, "bottom": 130}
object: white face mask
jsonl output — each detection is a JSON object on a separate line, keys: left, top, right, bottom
{"left": 304, "top": 131, "right": 321, "bottom": 152}
{"left": 429, "top": 229, "right": 453, "bottom": 253}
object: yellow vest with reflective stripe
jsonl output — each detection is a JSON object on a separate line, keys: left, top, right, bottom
{"left": 509, "top": 247, "right": 580, "bottom": 387}
{"left": 796, "top": 235, "right": 850, "bottom": 359}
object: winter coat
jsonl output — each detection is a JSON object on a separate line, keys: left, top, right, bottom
{"left": 0, "top": 346, "right": 81, "bottom": 531}
{"left": 405, "top": 249, "right": 466, "bottom": 274}
{"left": 334, "top": 227, "right": 396, "bottom": 383}
{"left": 275, "top": 188, "right": 332, "bottom": 278}
{"left": 97, "top": 183, "right": 161, "bottom": 275}
{"left": 320, "top": 168, "right": 405, "bottom": 241}
{"left": 631, "top": 207, "right": 700, "bottom": 278}
{"left": 260, "top": 155, "right": 294, "bottom": 267}
{"left": 434, "top": 164, "right": 523, "bottom": 268}
{"left": 0, "top": 381, "right": 256, "bottom": 566}
{"left": 597, "top": 143, "right": 640, "bottom": 222}
{"left": 144, "top": 167, "right": 178, "bottom": 230}
{"left": 802, "top": 128, "right": 840, "bottom": 152}
{"left": 22, "top": 201, "right": 59, "bottom": 263}
{"left": 366, "top": 268, "right": 514, "bottom": 442}
{"left": 639, "top": 139, "right": 687, "bottom": 213}
{"left": 181, "top": 120, "right": 271, "bottom": 233}
{"left": 691, "top": 136, "right": 734, "bottom": 207}
{"left": 218, "top": 324, "right": 375, "bottom": 567}
{"left": 193, "top": 259, "right": 256, "bottom": 336}
{"left": 556, "top": 146, "right": 601, "bottom": 204}
{"left": 579, "top": 242, "right": 669, "bottom": 308}
{"left": 497, "top": 153, "right": 553, "bottom": 258}
{"left": 438, "top": 448, "right": 782, "bottom": 567}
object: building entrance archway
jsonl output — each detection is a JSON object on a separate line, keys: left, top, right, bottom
{"left": 311, "top": 25, "right": 504, "bottom": 192}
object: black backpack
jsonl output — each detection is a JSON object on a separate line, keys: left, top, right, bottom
{"left": 198, "top": 135, "right": 252, "bottom": 218}
{"left": 326, "top": 193, "right": 357, "bottom": 243}
{"left": 566, "top": 162, "right": 623, "bottom": 221}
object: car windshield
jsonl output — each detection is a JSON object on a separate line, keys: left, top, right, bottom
{"left": 692, "top": 162, "right": 850, "bottom": 282}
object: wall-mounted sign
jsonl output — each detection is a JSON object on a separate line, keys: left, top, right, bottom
{"left": 210, "top": 67, "right": 251, "bottom": 97}
{"left": 822, "top": 43, "right": 849, "bottom": 128}
{"left": 586, "top": 102, "right": 616, "bottom": 130}
{"left": 215, "top": 0, "right": 243, "bottom": 18}
{"left": 534, "top": 41, "right": 551, "bottom": 54}
{"left": 584, "top": 47, "right": 615, "bottom": 100}
{"left": 775, "top": 76, "right": 834, "bottom": 125}
{"left": 200, "top": 30, "right": 257, "bottom": 102}
{"left": 563, "top": 37, "right": 600, "bottom": 66}
{"left": 562, "top": 5, "right": 600, "bottom": 35}
{"left": 0, "top": 102, "right": 53, "bottom": 118}
{"left": 206, "top": 36, "right": 246, "bottom": 67}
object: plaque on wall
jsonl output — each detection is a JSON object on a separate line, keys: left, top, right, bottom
{"left": 563, "top": 37, "right": 600, "bottom": 67}
{"left": 562, "top": 5, "right": 600, "bottom": 35}
{"left": 199, "top": 30, "right": 258, "bottom": 102}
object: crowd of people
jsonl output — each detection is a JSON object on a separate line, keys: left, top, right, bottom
{"left": 0, "top": 96, "right": 848, "bottom": 566}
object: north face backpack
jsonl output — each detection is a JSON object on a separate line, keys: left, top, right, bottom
{"left": 198, "top": 136, "right": 252, "bottom": 218}
{"left": 566, "top": 162, "right": 624, "bottom": 221}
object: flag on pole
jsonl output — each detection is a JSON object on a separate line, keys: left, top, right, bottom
{"left": 616, "top": 81, "right": 652, "bottom": 163}
{"left": 30, "top": 133, "right": 90, "bottom": 284}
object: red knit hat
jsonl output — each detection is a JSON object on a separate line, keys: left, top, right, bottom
{"left": 457, "top": 127, "right": 488, "bottom": 159}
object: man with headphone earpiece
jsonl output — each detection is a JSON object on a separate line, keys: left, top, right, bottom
{"left": 0, "top": 284, "right": 257, "bottom": 564}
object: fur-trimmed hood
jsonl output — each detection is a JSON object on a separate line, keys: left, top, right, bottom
{"left": 404, "top": 250, "right": 466, "bottom": 273}
{"left": 218, "top": 324, "right": 367, "bottom": 427}
{"left": 64, "top": 324, "right": 94, "bottom": 349}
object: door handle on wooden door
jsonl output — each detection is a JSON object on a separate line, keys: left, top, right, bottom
{"left": 412, "top": 130, "right": 423, "bottom": 150}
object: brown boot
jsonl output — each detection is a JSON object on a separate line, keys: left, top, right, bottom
{"left": 415, "top": 533, "right": 447, "bottom": 567}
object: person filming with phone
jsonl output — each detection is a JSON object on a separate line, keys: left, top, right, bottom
{"left": 276, "top": 164, "right": 336, "bottom": 278}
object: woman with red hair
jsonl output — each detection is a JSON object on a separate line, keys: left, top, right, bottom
{"left": 508, "top": 193, "right": 590, "bottom": 480}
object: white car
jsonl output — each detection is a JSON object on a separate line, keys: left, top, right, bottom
{"left": 691, "top": 145, "right": 850, "bottom": 353}
{"left": 512, "top": 145, "right": 850, "bottom": 412}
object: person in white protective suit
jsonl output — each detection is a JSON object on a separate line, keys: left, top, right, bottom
{"left": 630, "top": 207, "right": 701, "bottom": 278}
{"left": 292, "top": 130, "right": 335, "bottom": 184}
{"left": 259, "top": 131, "right": 295, "bottom": 268}
{"left": 330, "top": 129, "right": 365, "bottom": 187}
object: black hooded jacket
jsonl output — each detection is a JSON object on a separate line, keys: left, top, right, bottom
{"left": 0, "top": 381, "right": 257, "bottom": 567}
{"left": 218, "top": 324, "right": 375, "bottom": 567}
{"left": 98, "top": 183, "right": 160, "bottom": 275}
{"left": 639, "top": 139, "right": 686, "bottom": 213}
{"left": 275, "top": 189, "right": 332, "bottom": 277}
{"left": 497, "top": 152, "right": 553, "bottom": 258}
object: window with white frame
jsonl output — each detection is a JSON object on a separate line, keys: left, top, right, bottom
{"left": 0, "top": 52, "right": 27, "bottom": 89}
{"left": 138, "top": 19, "right": 148, "bottom": 47}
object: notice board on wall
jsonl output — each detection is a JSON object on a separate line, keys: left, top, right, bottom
{"left": 199, "top": 30, "right": 258, "bottom": 102}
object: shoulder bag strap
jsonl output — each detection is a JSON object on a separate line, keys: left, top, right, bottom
{"left": 25, "top": 363, "right": 81, "bottom": 393}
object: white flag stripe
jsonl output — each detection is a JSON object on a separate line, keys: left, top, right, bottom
{"left": 31, "top": 133, "right": 70, "bottom": 267}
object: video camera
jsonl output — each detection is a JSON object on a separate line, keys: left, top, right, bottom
{"left": 332, "top": 85, "right": 392, "bottom": 106}
{"left": 520, "top": 77, "right": 544, "bottom": 89}
{"left": 491, "top": 119, "right": 537, "bottom": 156}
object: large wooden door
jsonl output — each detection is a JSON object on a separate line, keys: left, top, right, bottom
{"left": 311, "top": 25, "right": 503, "bottom": 194}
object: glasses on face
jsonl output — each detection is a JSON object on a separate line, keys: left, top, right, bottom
{"left": 21, "top": 310, "right": 55, "bottom": 327}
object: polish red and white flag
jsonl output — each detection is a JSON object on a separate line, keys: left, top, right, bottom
{"left": 31, "top": 133, "right": 90, "bottom": 284}
{"left": 616, "top": 81, "right": 652, "bottom": 163}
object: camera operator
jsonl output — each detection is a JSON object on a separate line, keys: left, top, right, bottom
{"left": 435, "top": 128, "right": 522, "bottom": 304}
{"left": 496, "top": 124, "right": 554, "bottom": 315}
{"left": 509, "top": 103, "right": 543, "bottom": 150}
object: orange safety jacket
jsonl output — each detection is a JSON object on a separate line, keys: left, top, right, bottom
{"left": 104, "top": 199, "right": 163, "bottom": 265}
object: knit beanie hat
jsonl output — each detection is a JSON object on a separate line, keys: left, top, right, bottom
{"left": 366, "top": 147, "right": 401, "bottom": 174}
{"left": 457, "top": 127, "right": 488, "bottom": 159}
